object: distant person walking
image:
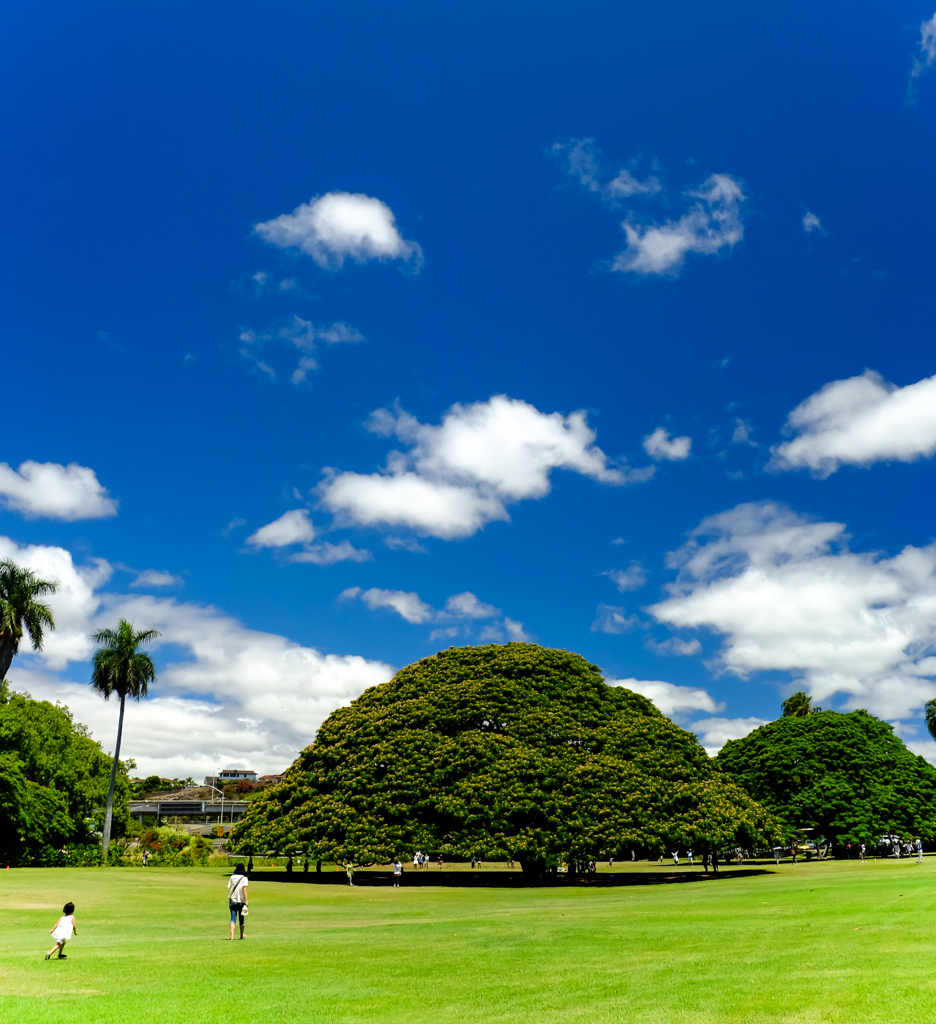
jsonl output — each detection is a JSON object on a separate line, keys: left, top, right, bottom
{"left": 345, "top": 861, "right": 355, "bottom": 886}
{"left": 859, "top": 843, "right": 867, "bottom": 863}
{"left": 45, "top": 902, "right": 77, "bottom": 960}
{"left": 393, "top": 859, "right": 402, "bottom": 887}
{"left": 227, "top": 864, "right": 249, "bottom": 940}
{"left": 711, "top": 849, "right": 719, "bottom": 875}
{"left": 672, "top": 851, "right": 679, "bottom": 866}
{"left": 687, "top": 849, "right": 693, "bottom": 866}
{"left": 916, "top": 838, "right": 924, "bottom": 863}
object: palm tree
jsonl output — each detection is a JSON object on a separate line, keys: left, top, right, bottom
{"left": 925, "top": 699, "right": 936, "bottom": 742}
{"left": 91, "top": 619, "right": 161, "bottom": 856}
{"left": 781, "top": 691, "right": 821, "bottom": 717}
{"left": 0, "top": 559, "right": 59, "bottom": 680}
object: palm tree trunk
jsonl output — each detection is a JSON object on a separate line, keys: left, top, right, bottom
{"left": 102, "top": 692, "right": 126, "bottom": 859}
{"left": 0, "top": 641, "right": 14, "bottom": 681}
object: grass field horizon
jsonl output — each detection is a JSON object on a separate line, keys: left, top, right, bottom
{"left": 2, "top": 858, "right": 934, "bottom": 1023}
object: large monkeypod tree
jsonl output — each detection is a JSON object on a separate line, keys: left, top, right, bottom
{"left": 717, "top": 709, "right": 936, "bottom": 851}
{"left": 233, "top": 644, "right": 779, "bottom": 870}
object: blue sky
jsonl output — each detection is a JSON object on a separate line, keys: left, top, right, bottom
{"left": 4, "top": 0, "right": 936, "bottom": 777}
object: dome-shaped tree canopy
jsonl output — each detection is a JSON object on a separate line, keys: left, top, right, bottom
{"left": 716, "top": 709, "right": 936, "bottom": 849}
{"left": 232, "top": 644, "right": 778, "bottom": 868}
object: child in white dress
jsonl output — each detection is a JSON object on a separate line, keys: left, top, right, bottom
{"left": 45, "top": 902, "right": 77, "bottom": 960}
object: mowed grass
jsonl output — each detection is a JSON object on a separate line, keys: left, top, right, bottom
{"left": 2, "top": 858, "right": 935, "bottom": 1024}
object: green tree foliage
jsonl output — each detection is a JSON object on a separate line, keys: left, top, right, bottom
{"left": 136, "top": 826, "right": 215, "bottom": 866}
{"left": 0, "top": 681, "right": 133, "bottom": 865}
{"left": 232, "top": 644, "right": 779, "bottom": 869}
{"left": 0, "top": 559, "right": 58, "bottom": 681}
{"left": 781, "top": 691, "right": 821, "bottom": 717}
{"left": 90, "top": 619, "right": 160, "bottom": 854}
{"left": 716, "top": 709, "right": 936, "bottom": 849}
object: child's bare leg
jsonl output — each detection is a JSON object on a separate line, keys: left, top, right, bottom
{"left": 45, "top": 941, "right": 62, "bottom": 959}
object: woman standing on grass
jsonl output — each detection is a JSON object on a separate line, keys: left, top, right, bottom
{"left": 227, "top": 864, "right": 249, "bottom": 940}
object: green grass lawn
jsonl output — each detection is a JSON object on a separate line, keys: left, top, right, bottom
{"left": 2, "top": 857, "right": 934, "bottom": 1024}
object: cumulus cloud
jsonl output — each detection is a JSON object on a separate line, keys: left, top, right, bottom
{"left": 614, "top": 174, "right": 746, "bottom": 276}
{"left": 649, "top": 500, "right": 936, "bottom": 719}
{"left": 247, "top": 509, "right": 316, "bottom": 548}
{"left": 130, "top": 570, "right": 183, "bottom": 589}
{"left": 802, "top": 211, "right": 826, "bottom": 235}
{"left": 645, "top": 637, "right": 702, "bottom": 656}
{"left": 339, "top": 586, "right": 435, "bottom": 624}
{"left": 443, "top": 591, "right": 500, "bottom": 619}
{"left": 239, "top": 316, "right": 363, "bottom": 385}
{"left": 553, "top": 138, "right": 661, "bottom": 201}
{"left": 319, "top": 395, "right": 651, "bottom": 540}
{"left": 689, "top": 716, "right": 768, "bottom": 756}
{"left": 253, "top": 192, "right": 422, "bottom": 270}
{"left": 591, "top": 604, "right": 640, "bottom": 634}
{"left": 610, "top": 678, "right": 722, "bottom": 717}
{"left": 603, "top": 561, "right": 647, "bottom": 592}
{"left": 0, "top": 535, "right": 394, "bottom": 777}
{"left": 643, "top": 427, "right": 692, "bottom": 461}
{"left": 246, "top": 511, "right": 370, "bottom": 567}
{"left": 0, "top": 461, "right": 117, "bottom": 521}
{"left": 769, "top": 369, "right": 936, "bottom": 477}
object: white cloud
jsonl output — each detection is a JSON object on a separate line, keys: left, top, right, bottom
{"left": 247, "top": 509, "right": 315, "bottom": 548}
{"left": 591, "top": 604, "right": 640, "bottom": 634}
{"left": 0, "top": 535, "right": 394, "bottom": 777}
{"left": 442, "top": 592, "right": 500, "bottom": 619}
{"left": 643, "top": 427, "right": 692, "bottom": 461}
{"left": 649, "top": 500, "right": 936, "bottom": 719}
{"left": 603, "top": 561, "right": 647, "bottom": 592}
{"left": 802, "top": 211, "right": 826, "bottom": 235}
{"left": 614, "top": 174, "right": 746, "bottom": 276}
{"left": 287, "top": 541, "right": 372, "bottom": 566}
{"left": 553, "top": 138, "right": 661, "bottom": 201}
{"left": 611, "top": 678, "right": 722, "bottom": 717}
{"left": 689, "top": 716, "right": 768, "bottom": 757}
{"left": 253, "top": 192, "right": 422, "bottom": 270}
{"left": 731, "top": 419, "right": 755, "bottom": 445}
{"left": 646, "top": 637, "right": 702, "bottom": 656}
{"left": 320, "top": 395, "right": 651, "bottom": 540}
{"left": 909, "top": 13, "right": 936, "bottom": 99}
{"left": 769, "top": 369, "right": 936, "bottom": 477}
{"left": 339, "top": 586, "right": 435, "bottom": 624}
{"left": 130, "top": 570, "right": 183, "bottom": 589}
{"left": 504, "top": 618, "right": 531, "bottom": 642}
{"left": 239, "top": 316, "right": 363, "bottom": 385}
{"left": 0, "top": 461, "right": 117, "bottom": 521}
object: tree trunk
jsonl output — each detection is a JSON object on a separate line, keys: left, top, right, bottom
{"left": 0, "top": 641, "right": 14, "bottom": 681}
{"left": 102, "top": 692, "right": 126, "bottom": 859}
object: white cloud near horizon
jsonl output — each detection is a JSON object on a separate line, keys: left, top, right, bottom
{"left": 689, "top": 716, "right": 768, "bottom": 756}
{"left": 643, "top": 427, "right": 692, "bottom": 461}
{"left": 649, "top": 500, "right": 936, "bottom": 719}
{"left": 770, "top": 369, "right": 936, "bottom": 477}
{"left": 614, "top": 174, "right": 746, "bottom": 276}
{"left": 611, "top": 678, "right": 722, "bottom": 717}
{"left": 319, "top": 395, "right": 652, "bottom": 540}
{"left": 0, "top": 461, "right": 117, "bottom": 521}
{"left": 0, "top": 534, "right": 394, "bottom": 779}
{"left": 253, "top": 192, "right": 422, "bottom": 270}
